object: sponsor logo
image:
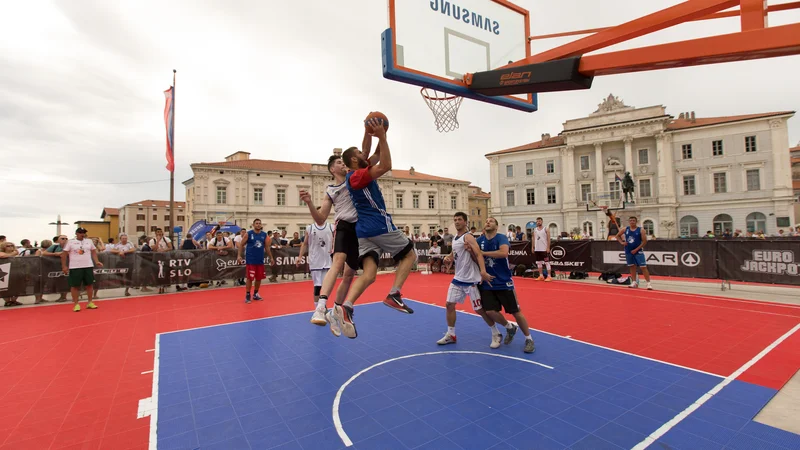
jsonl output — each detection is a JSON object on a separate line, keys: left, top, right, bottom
{"left": 740, "top": 250, "right": 799, "bottom": 276}
{"left": 0, "top": 263, "right": 10, "bottom": 291}
{"left": 499, "top": 71, "right": 531, "bottom": 86}
{"left": 602, "top": 251, "right": 701, "bottom": 267}
{"left": 550, "top": 246, "right": 566, "bottom": 260}
{"left": 509, "top": 249, "right": 529, "bottom": 256}
{"left": 158, "top": 258, "right": 192, "bottom": 279}
{"left": 216, "top": 258, "right": 243, "bottom": 271}
{"left": 47, "top": 267, "right": 130, "bottom": 278}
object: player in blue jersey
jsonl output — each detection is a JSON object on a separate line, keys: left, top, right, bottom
{"left": 477, "top": 217, "right": 535, "bottom": 353}
{"left": 237, "top": 219, "right": 274, "bottom": 303}
{"left": 616, "top": 215, "right": 653, "bottom": 290}
{"left": 331, "top": 118, "right": 416, "bottom": 339}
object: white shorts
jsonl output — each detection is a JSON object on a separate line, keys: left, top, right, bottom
{"left": 446, "top": 283, "right": 482, "bottom": 311}
{"left": 311, "top": 269, "right": 329, "bottom": 287}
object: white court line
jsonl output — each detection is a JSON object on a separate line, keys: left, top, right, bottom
{"left": 631, "top": 322, "right": 800, "bottom": 450}
{"left": 141, "top": 303, "right": 385, "bottom": 449}
{"left": 414, "top": 299, "right": 725, "bottom": 378}
{"left": 146, "top": 349, "right": 155, "bottom": 352}
{"left": 333, "top": 350, "right": 554, "bottom": 447}
{"left": 141, "top": 370, "right": 153, "bottom": 375}
{"left": 544, "top": 281, "right": 800, "bottom": 316}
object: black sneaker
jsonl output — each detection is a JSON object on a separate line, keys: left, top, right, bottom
{"left": 383, "top": 292, "right": 414, "bottom": 314}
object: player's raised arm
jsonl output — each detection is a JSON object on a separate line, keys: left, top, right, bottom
{"left": 366, "top": 119, "right": 391, "bottom": 180}
{"left": 301, "top": 189, "right": 331, "bottom": 226}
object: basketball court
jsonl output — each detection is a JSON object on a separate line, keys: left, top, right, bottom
{"left": 1, "top": 272, "right": 799, "bottom": 449}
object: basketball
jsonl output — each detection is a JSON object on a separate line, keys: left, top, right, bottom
{"left": 364, "top": 111, "right": 389, "bottom": 132}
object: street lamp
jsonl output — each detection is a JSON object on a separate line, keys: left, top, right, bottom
{"left": 48, "top": 215, "right": 69, "bottom": 236}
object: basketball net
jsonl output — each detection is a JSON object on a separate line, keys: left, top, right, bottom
{"left": 420, "top": 87, "right": 463, "bottom": 133}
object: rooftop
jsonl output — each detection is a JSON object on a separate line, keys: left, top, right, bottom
{"left": 666, "top": 111, "right": 794, "bottom": 131}
{"left": 124, "top": 200, "right": 187, "bottom": 208}
{"left": 194, "top": 159, "right": 470, "bottom": 183}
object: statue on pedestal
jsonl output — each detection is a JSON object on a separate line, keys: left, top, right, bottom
{"left": 622, "top": 171, "right": 635, "bottom": 204}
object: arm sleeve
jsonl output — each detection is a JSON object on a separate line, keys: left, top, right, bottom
{"left": 348, "top": 167, "right": 373, "bottom": 190}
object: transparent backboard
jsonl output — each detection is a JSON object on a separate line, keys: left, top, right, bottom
{"left": 384, "top": 0, "right": 536, "bottom": 112}
{"left": 586, "top": 190, "right": 625, "bottom": 212}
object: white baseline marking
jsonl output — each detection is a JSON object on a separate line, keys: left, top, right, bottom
{"left": 333, "top": 351, "right": 553, "bottom": 447}
{"left": 146, "top": 349, "right": 155, "bottom": 352}
{"left": 416, "top": 299, "right": 725, "bottom": 378}
{"left": 148, "top": 334, "right": 160, "bottom": 450}
{"left": 631, "top": 322, "right": 800, "bottom": 450}
{"left": 141, "top": 370, "right": 153, "bottom": 375}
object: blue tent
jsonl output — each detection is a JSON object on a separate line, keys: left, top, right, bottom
{"left": 186, "top": 220, "right": 242, "bottom": 241}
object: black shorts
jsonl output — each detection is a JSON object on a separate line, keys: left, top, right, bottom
{"left": 478, "top": 288, "right": 520, "bottom": 314}
{"left": 534, "top": 251, "right": 549, "bottom": 263}
{"left": 334, "top": 220, "right": 359, "bottom": 271}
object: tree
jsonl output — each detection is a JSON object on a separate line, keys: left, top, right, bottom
{"left": 660, "top": 220, "right": 675, "bottom": 239}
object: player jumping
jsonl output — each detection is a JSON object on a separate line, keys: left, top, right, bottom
{"left": 333, "top": 118, "right": 416, "bottom": 339}
{"left": 237, "top": 218, "right": 273, "bottom": 303}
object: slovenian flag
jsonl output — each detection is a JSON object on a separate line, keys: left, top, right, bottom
{"left": 615, "top": 173, "right": 622, "bottom": 184}
{"left": 163, "top": 86, "right": 175, "bottom": 172}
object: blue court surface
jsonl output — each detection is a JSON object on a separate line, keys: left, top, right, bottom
{"left": 151, "top": 300, "right": 800, "bottom": 449}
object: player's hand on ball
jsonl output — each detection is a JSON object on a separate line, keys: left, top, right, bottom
{"left": 368, "top": 119, "right": 386, "bottom": 138}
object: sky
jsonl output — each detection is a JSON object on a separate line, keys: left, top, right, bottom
{"left": 1, "top": 0, "right": 799, "bottom": 244}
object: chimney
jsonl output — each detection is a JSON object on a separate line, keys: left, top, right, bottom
{"left": 333, "top": 148, "right": 342, "bottom": 157}
{"left": 409, "top": 166, "right": 415, "bottom": 175}
{"left": 541, "top": 133, "right": 550, "bottom": 141}
{"left": 678, "top": 112, "right": 684, "bottom": 119}
{"left": 690, "top": 111, "right": 695, "bottom": 122}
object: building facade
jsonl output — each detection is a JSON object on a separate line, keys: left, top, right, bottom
{"left": 183, "top": 151, "right": 472, "bottom": 237}
{"left": 468, "top": 186, "right": 491, "bottom": 230}
{"left": 74, "top": 207, "right": 120, "bottom": 241}
{"left": 118, "top": 200, "right": 187, "bottom": 238}
{"left": 487, "top": 94, "right": 796, "bottom": 238}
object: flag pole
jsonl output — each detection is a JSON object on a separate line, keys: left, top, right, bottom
{"left": 169, "top": 69, "right": 176, "bottom": 245}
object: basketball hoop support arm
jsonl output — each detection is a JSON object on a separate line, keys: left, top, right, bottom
{"left": 464, "top": 0, "right": 800, "bottom": 88}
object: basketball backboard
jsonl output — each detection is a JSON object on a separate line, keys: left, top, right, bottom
{"left": 383, "top": 0, "right": 537, "bottom": 112}
{"left": 586, "top": 190, "right": 625, "bottom": 212}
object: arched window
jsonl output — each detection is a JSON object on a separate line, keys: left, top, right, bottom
{"left": 746, "top": 212, "right": 766, "bottom": 233}
{"left": 582, "top": 221, "right": 593, "bottom": 238}
{"left": 713, "top": 214, "right": 733, "bottom": 235}
{"left": 548, "top": 223, "right": 559, "bottom": 238}
{"left": 643, "top": 219, "right": 655, "bottom": 237}
{"left": 679, "top": 215, "right": 699, "bottom": 237}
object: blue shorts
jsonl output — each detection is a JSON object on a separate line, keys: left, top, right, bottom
{"left": 625, "top": 251, "right": 646, "bottom": 267}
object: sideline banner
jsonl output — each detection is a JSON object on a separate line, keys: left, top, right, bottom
{"left": 591, "top": 240, "right": 718, "bottom": 278}
{"left": 718, "top": 240, "right": 800, "bottom": 285}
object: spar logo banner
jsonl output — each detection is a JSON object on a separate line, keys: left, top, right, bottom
{"left": 719, "top": 240, "right": 800, "bottom": 284}
{"left": 592, "top": 240, "right": 718, "bottom": 279}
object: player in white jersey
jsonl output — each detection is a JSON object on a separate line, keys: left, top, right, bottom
{"left": 437, "top": 212, "right": 514, "bottom": 349}
{"left": 297, "top": 222, "right": 334, "bottom": 322}
{"left": 299, "top": 153, "right": 359, "bottom": 330}
{"left": 533, "top": 217, "right": 552, "bottom": 281}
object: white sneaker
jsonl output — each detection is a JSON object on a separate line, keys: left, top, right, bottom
{"left": 628, "top": 281, "right": 639, "bottom": 288}
{"left": 646, "top": 282, "right": 653, "bottom": 290}
{"left": 326, "top": 308, "right": 342, "bottom": 337}
{"left": 437, "top": 333, "right": 457, "bottom": 345}
{"left": 490, "top": 334, "right": 502, "bottom": 349}
{"left": 310, "top": 308, "right": 327, "bottom": 326}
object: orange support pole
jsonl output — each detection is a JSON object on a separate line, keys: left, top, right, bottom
{"left": 578, "top": 22, "right": 800, "bottom": 76}
{"left": 740, "top": 0, "right": 767, "bottom": 30}
{"left": 514, "top": 0, "right": 739, "bottom": 66}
